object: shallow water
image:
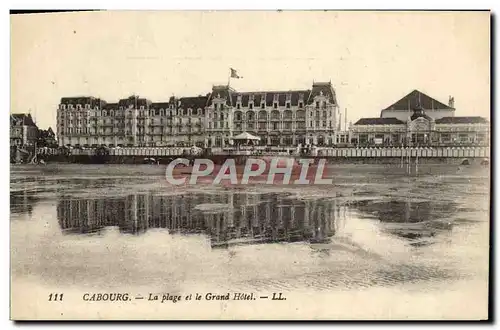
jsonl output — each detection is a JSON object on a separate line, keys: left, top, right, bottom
{"left": 10, "top": 163, "right": 490, "bottom": 319}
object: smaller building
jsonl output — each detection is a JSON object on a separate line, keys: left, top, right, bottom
{"left": 10, "top": 113, "right": 38, "bottom": 147}
{"left": 351, "top": 91, "right": 489, "bottom": 147}
{"left": 38, "top": 127, "right": 58, "bottom": 148}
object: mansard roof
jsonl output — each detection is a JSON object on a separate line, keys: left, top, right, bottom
{"left": 209, "top": 82, "right": 337, "bottom": 107}
{"left": 308, "top": 82, "right": 338, "bottom": 105}
{"left": 435, "top": 116, "right": 489, "bottom": 124}
{"left": 57, "top": 80, "right": 339, "bottom": 111}
{"left": 150, "top": 102, "right": 171, "bottom": 110}
{"left": 230, "top": 89, "right": 311, "bottom": 107}
{"left": 382, "top": 90, "right": 454, "bottom": 112}
{"left": 60, "top": 96, "right": 107, "bottom": 108}
{"left": 178, "top": 96, "right": 209, "bottom": 109}
{"left": 102, "top": 103, "right": 118, "bottom": 110}
{"left": 11, "top": 113, "right": 37, "bottom": 127}
{"left": 118, "top": 95, "right": 152, "bottom": 108}
{"left": 354, "top": 117, "right": 405, "bottom": 125}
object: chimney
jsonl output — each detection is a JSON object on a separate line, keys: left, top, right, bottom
{"left": 448, "top": 95, "right": 455, "bottom": 108}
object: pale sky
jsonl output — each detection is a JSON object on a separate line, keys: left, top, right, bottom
{"left": 11, "top": 11, "right": 490, "bottom": 130}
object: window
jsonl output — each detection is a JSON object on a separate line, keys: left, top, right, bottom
{"left": 323, "top": 121, "right": 327, "bottom": 127}
{"left": 459, "top": 133, "right": 468, "bottom": 142}
{"left": 286, "top": 103, "right": 291, "bottom": 109}
{"left": 110, "top": 110, "right": 114, "bottom": 116}
{"left": 249, "top": 103, "right": 254, "bottom": 110}
{"left": 315, "top": 101, "right": 320, "bottom": 109}
{"left": 261, "top": 103, "right": 265, "bottom": 109}
{"left": 273, "top": 103, "right": 278, "bottom": 109}
{"left": 298, "top": 101, "right": 303, "bottom": 109}
{"left": 273, "top": 122, "right": 279, "bottom": 130}
{"left": 237, "top": 104, "right": 241, "bottom": 110}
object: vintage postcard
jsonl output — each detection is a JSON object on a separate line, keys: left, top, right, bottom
{"left": 10, "top": 10, "right": 490, "bottom": 320}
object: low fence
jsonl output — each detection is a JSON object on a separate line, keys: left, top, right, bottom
{"left": 41, "top": 146, "right": 490, "bottom": 159}
{"left": 317, "top": 146, "right": 490, "bottom": 158}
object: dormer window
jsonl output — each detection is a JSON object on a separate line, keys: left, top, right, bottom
{"left": 261, "top": 102, "right": 265, "bottom": 109}
{"left": 298, "top": 101, "right": 304, "bottom": 108}
{"left": 140, "top": 106, "right": 145, "bottom": 110}
{"left": 85, "top": 104, "right": 90, "bottom": 109}
{"left": 286, "top": 102, "right": 291, "bottom": 109}
{"left": 76, "top": 104, "right": 82, "bottom": 110}
{"left": 273, "top": 102, "right": 278, "bottom": 109}
{"left": 60, "top": 104, "right": 66, "bottom": 110}
{"left": 315, "top": 101, "right": 320, "bottom": 109}
{"left": 236, "top": 103, "right": 241, "bottom": 110}
{"left": 249, "top": 103, "right": 254, "bottom": 110}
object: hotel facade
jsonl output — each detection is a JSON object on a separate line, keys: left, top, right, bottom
{"left": 56, "top": 81, "right": 340, "bottom": 148}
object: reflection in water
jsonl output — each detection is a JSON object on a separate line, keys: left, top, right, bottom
{"left": 56, "top": 192, "right": 344, "bottom": 248}
{"left": 350, "top": 198, "right": 455, "bottom": 242}
{"left": 10, "top": 184, "right": 39, "bottom": 216}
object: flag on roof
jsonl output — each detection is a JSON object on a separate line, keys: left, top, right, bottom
{"left": 230, "top": 68, "right": 242, "bottom": 79}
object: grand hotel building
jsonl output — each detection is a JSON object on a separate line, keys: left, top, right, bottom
{"left": 56, "top": 82, "right": 340, "bottom": 148}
